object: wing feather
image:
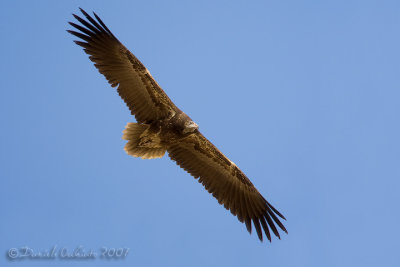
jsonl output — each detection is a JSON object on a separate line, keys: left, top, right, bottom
{"left": 168, "top": 132, "right": 287, "bottom": 242}
{"left": 68, "top": 9, "right": 177, "bottom": 123}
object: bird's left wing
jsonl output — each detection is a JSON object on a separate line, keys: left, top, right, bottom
{"left": 68, "top": 9, "right": 177, "bottom": 123}
{"left": 167, "top": 131, "right": 287, "bottom": 242}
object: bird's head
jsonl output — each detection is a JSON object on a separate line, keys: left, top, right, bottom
{"left": 182, "top": 120, "right": 199, "bottom": 134}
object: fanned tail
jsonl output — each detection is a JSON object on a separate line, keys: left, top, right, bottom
{"left": 122, "top": 123, "right": 166, "bottom": 159}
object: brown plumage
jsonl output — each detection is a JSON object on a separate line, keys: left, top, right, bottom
{"left": 68, "top": 8, "right": 287, "bottom": 242}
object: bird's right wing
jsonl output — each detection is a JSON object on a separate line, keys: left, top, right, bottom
{"left": 68, "top": 9, "right": 177, "bottom": 123}
{"left": 168, "top": 131, "right": 287, "bottom": 242}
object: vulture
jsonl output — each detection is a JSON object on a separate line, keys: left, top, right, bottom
{"left": 68, "top": 8, "right": 287, "bottom": 243}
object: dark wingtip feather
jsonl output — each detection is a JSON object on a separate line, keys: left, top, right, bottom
{"left": 259, "top": 216, "right": 272, "bottom": 242}
{"left": 245, "top": 218, "right": 252, "bottom": 234}
{"left": 267, "top": 207, "right": 288, "bottom": 234}
{"left": 72, "top": 13, "right": 100, "bottom": 34}
{"left": 73, "top": 40, "right": 90, "bottom": 49}
{"left": 253, "top": 219, "right": 263, "bottom": 242}
{"left": 93, "top": 11, "right": 114, "bottom": 36}
{"left": 69, "top": 22, "right": 95, "bottom": 37}
{"left": 67, "top": 30, "right": 91, "bottom": 42}
{"left": 263, "top": 210, "right": 281, "bottom": 239}
{"left": 79, "top": 7, "right": 89, "bottom": 17}
{"left": 79, "top": 8, "right": 107, "bottom": 34}
{"left": 266, "top": 200, "right": 286, "bottom": 220}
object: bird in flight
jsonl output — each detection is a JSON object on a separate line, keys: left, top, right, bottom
{"left": 68, "top": 8, "right": 287, "bottom": 243}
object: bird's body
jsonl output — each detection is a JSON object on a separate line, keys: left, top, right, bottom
{"left": 122, "top": 108, "right": 197, "bottom": 159}
{"left": 68, "top": 8, "right": 287, "bottom": 243}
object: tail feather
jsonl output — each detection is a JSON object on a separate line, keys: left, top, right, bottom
{"left": 122, "top": 123, "right": 166, "bottom": 159}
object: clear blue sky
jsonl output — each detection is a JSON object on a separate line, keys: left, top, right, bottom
{"left": 1, "top": 1, "right": 399, "bottom": 266}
